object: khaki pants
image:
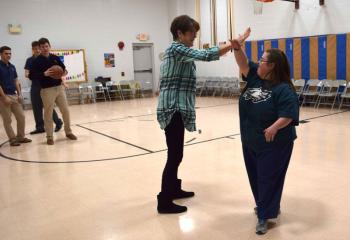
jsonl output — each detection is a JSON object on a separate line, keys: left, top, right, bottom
{"left": 40, "top": 86, "right": 72, "bottom": 139}
{"left": 0, "top": 95, "right": 25, "bottom": 141}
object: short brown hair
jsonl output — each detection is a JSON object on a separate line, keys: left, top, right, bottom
{"left": 38, "top": 38, "right": 51, "bottom": 46}
{"left": 170, "top": 15, "right": 200, "bottom": 41}
{"left": 31, "top": 41, "right": 39, "bottom": 48}
{"left": 0, "top": 46, "right": 11, "bottom": 53}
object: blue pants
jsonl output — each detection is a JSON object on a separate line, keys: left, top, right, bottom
{"left": 242, "top": 142, "right": 294, "bottom": 219}
{"left": 31, "top": 86, "right": 61, "bottom": 130}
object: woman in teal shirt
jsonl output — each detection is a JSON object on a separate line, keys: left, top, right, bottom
{"left": 232, "top": 29, "right": 299, "bottom": 235}
{"left": 157, "top": 15, "right": 238, "bottom": 214}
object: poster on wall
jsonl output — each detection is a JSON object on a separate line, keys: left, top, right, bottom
{"left": 104, "top": 53, "right": 115, "bottom": 68}
{"left": 51, "top": 50, "right": 87, "bottom": 82}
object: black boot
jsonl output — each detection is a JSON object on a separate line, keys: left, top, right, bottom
{"left": 157, "top": 193, "right": 187, "bottom": 214}
{"left": 172, "top": 179, "right": 195, "bottom": 200}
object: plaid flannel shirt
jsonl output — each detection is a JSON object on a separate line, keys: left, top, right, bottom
{"left": 157, "top": 42, "right": 220, "bottom": 132}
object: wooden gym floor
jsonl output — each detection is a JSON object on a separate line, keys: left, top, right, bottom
{"left": 0, "top": 97, "right": 350, "bottom": 240}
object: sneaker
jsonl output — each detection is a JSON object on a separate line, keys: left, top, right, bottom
{"left": 256, "top": 219, "right": 268, "bottom": 235}
{"left": 47, "top": 139, "right": 54, "bottom": 145}
{"left": 158, "top": 202, "right": 187, "bottom": 214}
{"left": 54, "top": 122, "right": 63, "bottom": 132}
{"left": 17, "top": 138, "right": 32, "bottom": 143}
{"left": 172, "top": 179, "right": 195, "bottom": 200}
{"left": 9, "top": 140, "right": 20, "bottom": 147}
{"left": 157, "top": 194, "right": 187, "bottom": 214}
{"left": 172, "top": 190, "right": 195, "bottom": 200}
{"left": 66, "top": 133, "right": 77, "bottom": 140}
{"left": 30, "top": 129, "right": 45, "bottom": 135}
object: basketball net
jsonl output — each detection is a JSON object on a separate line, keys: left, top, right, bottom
{"left": 253, "top": 1, "right": 263, "bottom": 15}
{"left": 253, "top": 0, "right": 274, "bottom": 15}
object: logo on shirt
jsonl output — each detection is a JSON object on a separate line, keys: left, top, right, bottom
{"left": 243, "top": 87, "right": 272, "bottom": 103}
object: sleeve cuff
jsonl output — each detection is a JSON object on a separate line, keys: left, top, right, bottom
{"left": 210, "top": 46, "right": 220, "bottom": 60}
{"left": 278, "top": 113, "right": 299, "bottom": 126}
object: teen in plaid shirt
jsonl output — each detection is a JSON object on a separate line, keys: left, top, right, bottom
{"left": 157, "top": 15, "right": 238, "bottom": 214}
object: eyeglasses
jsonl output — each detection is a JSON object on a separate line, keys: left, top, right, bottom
{"left": 258, "top": 58, "right": 270, "bottom": 64}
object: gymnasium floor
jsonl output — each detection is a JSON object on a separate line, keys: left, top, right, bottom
{"left": 0, "top": 97, "right": 350, "bottom": 240}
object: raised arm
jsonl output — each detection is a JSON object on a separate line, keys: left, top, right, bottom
{"left": 230, "top": 27, "right": 251, "bottom": 77}
{"left": 219, "top": 42, "right": 235, "bottom": 56}
{"left": 173, "top": 44, "right": 220, "bottom": 62}
{"left": 173, "top": 40, "right": 236, "bottom": 62}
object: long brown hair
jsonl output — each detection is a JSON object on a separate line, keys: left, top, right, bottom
{"left": 266, "top": 48, "right": 295, "bottom": 91}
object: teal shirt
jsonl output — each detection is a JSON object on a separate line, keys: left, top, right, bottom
{"left": 239, "top": 61, "right": 299, "bottom": 152}
{"left": 157, "top": 42, "right": 220, "bottom": 131}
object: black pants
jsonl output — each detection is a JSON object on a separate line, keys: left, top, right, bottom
{"left": 31, "top": 86, "right": 61, "bottom": 130}
{"left": 243, "top": 142, "right": 294, "bottom": 220}
{"left": 160, "top": 112, "right": 185, "bottom": 195}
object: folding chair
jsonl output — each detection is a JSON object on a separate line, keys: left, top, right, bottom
{"left": 106, "top": 81, "right": 123, "bottom": 100}
{"left": 301, "top": 79, "right": 322, "bottom": 107}
{"left": 65, "top": 87, "right": 81, "bottom": 105}
{"left": 196, "top": 78, "right": 206, "bottom": 97}
{"left": 316, "top": 80, "right": 346, "bottom": 109}
{"left": 119, "top": 80, "right": 134, "bottom": 99}
{"left": 91, "top": 82, "right": 107, "bottom": 101}
{"left": 79, "top": 83, "right": 95, "bottom": 104}
{"left": 339, "top": 81, "right": 350, "bottom": 109}
{"left": 293, "top": 79, "right": 306, "bottom": 99}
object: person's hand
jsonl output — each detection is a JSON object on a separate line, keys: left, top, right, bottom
{"left": 230, "top": 39, "right": 241, "bottom": 50}
{"left": 229, "top": 27, "right": 251, "bottom": 50}
{"left": 264, "top": 125, "right": 278, "bottom": 142}
{"left": 17, "top": 95, "right": 23, "bottom": 104}
{"left": 2, "top": 95, "right": 12, "bottom": 106}
{"left": 62, "top": 81, "right": 69, "bottom": 89}
{"left": 237, "top": 27, "right": 251, "bottom": 45}
{"left": 44, "top": 69, "right": 53, "bottom": 77}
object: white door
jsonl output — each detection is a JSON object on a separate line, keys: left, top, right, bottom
{"left": 132, "top": 43, "right": 154, "bottom": 93}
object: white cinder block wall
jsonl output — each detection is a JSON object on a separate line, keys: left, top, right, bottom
{"left": 1, "top": 0, "right": 350, "bottom": 87}
{"left": 0, "top": 0, "right": 170, "bottom": 89}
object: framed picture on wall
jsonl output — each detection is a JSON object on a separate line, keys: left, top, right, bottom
{"left": 104, "top": 53, "right": 115, "bottom": 68}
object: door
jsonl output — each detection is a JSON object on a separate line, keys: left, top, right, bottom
{"left": 132, "top": 43, "right": 155, "bottom": 94}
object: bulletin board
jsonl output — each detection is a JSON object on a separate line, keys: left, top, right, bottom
{"left": 51, "top": 49, "right": 87, "bottom": 82}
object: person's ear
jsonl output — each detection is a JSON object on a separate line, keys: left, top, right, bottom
{"left": 177, "top": 30, "right": 184, "bottom": 40}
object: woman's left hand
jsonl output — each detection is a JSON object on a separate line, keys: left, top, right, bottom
{"left": 264, "top": 125, "right": 278, "bottom": 142}
{"left": 237, "top": 27, "right": 251, "bottom": 45}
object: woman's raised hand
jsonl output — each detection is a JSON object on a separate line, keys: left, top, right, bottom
{"left": 237, "top": 27, "right": 251, "bottom": 45}
{"left": 229, "top": 27, "right": 251, "bottom": 50}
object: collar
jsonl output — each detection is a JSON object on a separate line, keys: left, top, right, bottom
{"left": 40, "top": 53, "right": 51, "bottom": 58}
{"left": 0, "top": 60, "right": 11, "bottom": 67}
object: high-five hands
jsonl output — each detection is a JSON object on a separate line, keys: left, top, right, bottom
{"left": 238, "top": 27, "right": 251, "bottom": 44}
{"left": 230, "top": 27, "right": 251, "bottom": 50}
